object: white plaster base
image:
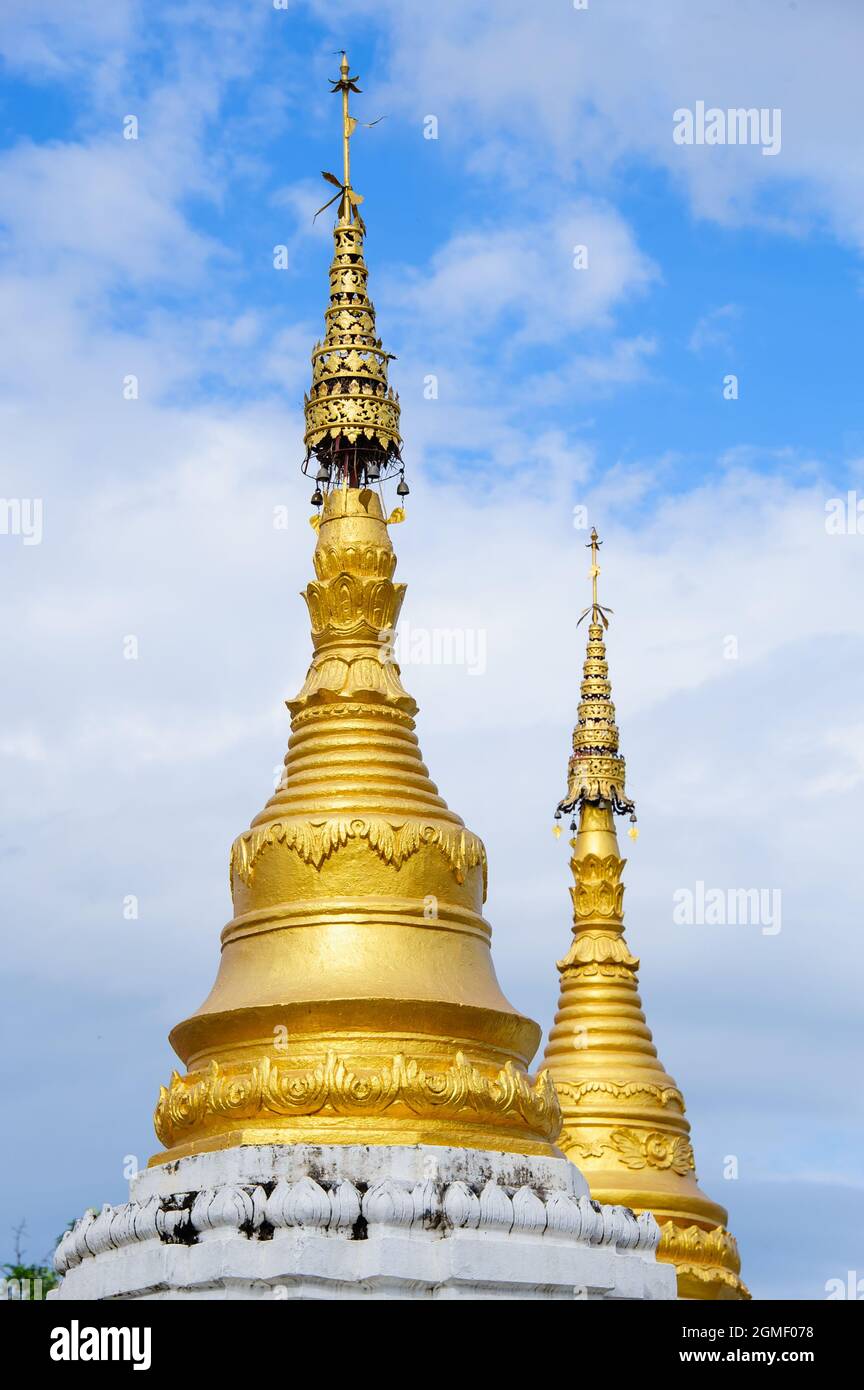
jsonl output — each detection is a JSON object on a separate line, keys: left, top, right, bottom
{"left": 52, "top": 1145, "right": 676, "bottom": 1301}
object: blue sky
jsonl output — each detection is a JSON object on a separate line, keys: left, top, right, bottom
{"left": 1, "top": 1, "right": 863, "bottom": 1300}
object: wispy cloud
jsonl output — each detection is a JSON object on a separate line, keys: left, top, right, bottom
{"left": 688, "top": 302, "right": 741, "bottom": 354}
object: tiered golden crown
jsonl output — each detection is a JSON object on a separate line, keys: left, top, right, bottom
{"left": 303, "top": 53, "right": 402, "bottom": 485}
{"left": 557, "top": 528, "right": 636, "bottom": 822}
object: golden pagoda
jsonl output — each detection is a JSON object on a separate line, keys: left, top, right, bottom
{"left": 542, "top": 529, "right": 750, "bottom": 1300}
{"left": 151, "top": 55, "right": 560, "bottom": 1166}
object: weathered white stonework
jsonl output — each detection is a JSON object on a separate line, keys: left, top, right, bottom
{"left": 52, "top": 1145, "right": 676, "bottom": 1300}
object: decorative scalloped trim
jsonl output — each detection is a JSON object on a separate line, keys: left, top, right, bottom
{"left": 558, "top": 930, "right": 638, "bottom": 975}
{"left": 153, "top": 1049, "right": 559, "bottom": 1151}
{"left": 55, "top": 1178, "right": 661, "bottom": 1276}
{"left": 230, "top": 816, "right": 487, "bottom": 889}
{"left": 657, "top": 1220, "right": 750, "bottom": 1299}
{"left": 289, "top": 701, "right": 415, "bottom": 728}
{"left": 555, "top": 1078, "right": 685, "bottom": 1110}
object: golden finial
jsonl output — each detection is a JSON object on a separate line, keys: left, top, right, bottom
{"left": 314, "top": 51, "right": 383, "bottom": 232}
{"left": 337, "top": 52, "right": 354, "bottom": 195}
{"left": 325, "top": 51, "right": 363, "bottom": 223}
{"left": 579, "top": 526, "right": 613, "bottom": 630}
{"left": 304, "top": 52, "right": 403, "bottom": 494}
{"left": 589, "top": 526, "right": 600, "bottom": 610}
{"left": 556, "top": 527, "right": 636, "bottom": 824}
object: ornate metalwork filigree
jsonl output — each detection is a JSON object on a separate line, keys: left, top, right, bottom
{"left": 231, "top": 816, "right": 487, "bottom": 890}
{"left": 154, "top": 1050, "right": 562, "bottom": 1151}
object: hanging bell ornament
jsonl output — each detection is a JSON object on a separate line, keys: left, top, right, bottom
{"left": 366, "top": 460, "right": 381, "bottom": 481}
{"left": 315, "top": 464, "right": 330, "bottom": 483}
{"left": 311, "top": 488, "right": 323, "bottom": 507}
{"left": 396, "top": 476, "right": 409, "bottom": 497}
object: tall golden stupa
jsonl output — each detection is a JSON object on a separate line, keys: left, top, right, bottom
{"left": 542, "top": 530, "right": 749, "bottom": 1299}
{"left": 152, "top": 54, "right": 560, "bottom": 1166}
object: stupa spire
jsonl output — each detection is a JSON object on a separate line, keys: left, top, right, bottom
{"left": 555, "top": 528, "right": 635, "bottom": 828}
{"left": 543, "top": 531, "right": 749, "bottom": 1299}
{"left": 152, "top": 57, "right": 559, "bottom": 1165}
{"left": 336, "top": 51, "right": 355, "bottom": 204}
{"left": 305, "top": 52, "right": 403, "bottom": 497}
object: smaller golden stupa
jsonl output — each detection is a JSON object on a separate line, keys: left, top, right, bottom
{"left": 542, "top": 529, "right": 749, "bottom": 1300}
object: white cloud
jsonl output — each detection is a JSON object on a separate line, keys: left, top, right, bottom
{"left": 387, "top": 201, "right": 658, "bottom": 346}
{"left": 0, "top": 139, "right": 221, "bottom": 286}
{"left": 804, "top": 724, "right": 864, "bottom": 797}
{"left": 0, "top": 0, "right": 134, "bottom": 77}
{"left": 688, "top": 303, "right": 741, "bottom": 354}
{"left": 0, "top": 731, "right": 48, "bottom": 762}
{"left": 333, "top": 0, "right": 864, "bottom": 251}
